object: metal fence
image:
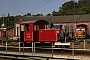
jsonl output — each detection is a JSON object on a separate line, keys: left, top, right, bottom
{"left": 0, "top": 39, "right": 90, "bottom": 60}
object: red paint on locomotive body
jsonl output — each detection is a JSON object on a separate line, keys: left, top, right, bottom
{"left": 38, "top": 29, "right": 60, "bottom": 42}
{"left": 24, "top": 23, "right": 34, "bottom": 42}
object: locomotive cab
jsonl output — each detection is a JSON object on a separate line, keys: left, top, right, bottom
{"left": 20, "top": 21, "right": 34, "bottom": 42}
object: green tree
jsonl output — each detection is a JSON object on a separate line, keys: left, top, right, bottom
{"left": 78, "top": 0, "right": 90, "bottom": 6}
{"left": 0, "top": 17, "right": 3, "bottom": 28}
{"left": 23, "top": 13, "right": 31, "bottom": 16}
{"left": 59, "top": 1, "right": 78, "bottom": 15}
{"left": 57, "top": 0, "right": 90, "bottom": 15}
{"left": 46, "top": 13, "right": 52, "bottom": 16}
{"left": 3, "top": 16, "right": 16, "bottom": 28}
{"left": 33, "top": 13, "right": 43, "bottom": 16}
{"left": 78, "top": 0, "right": 90, "bottom": 13}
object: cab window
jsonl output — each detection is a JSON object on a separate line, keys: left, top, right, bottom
{"left": 25, "top": 24, "right": 30, "bottom": 32}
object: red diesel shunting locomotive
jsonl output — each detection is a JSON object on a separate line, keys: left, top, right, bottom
{"left": 20, "top": 20, "right": 61, "bottom": 42}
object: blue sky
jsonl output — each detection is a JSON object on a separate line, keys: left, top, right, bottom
{"left": 0, "top": 0, "right": 78, "bottom": 16}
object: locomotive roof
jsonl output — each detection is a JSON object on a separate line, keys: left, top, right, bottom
{"left": 21, "top": 20, "right": 37, "bottom": 24}
{"left": 21, "top": 20, "right": 49, "bottom": 24}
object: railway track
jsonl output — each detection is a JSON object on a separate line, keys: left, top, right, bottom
{"left": 0, "top": 45, "right": 90, "bottom": 57}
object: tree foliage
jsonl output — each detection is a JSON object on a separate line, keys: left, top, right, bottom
{"left": 23, "top": 13, "right": 31, "bottom": 16}
{"left": 0, "top": 15, "right": 17, "bottom": 28}
{"left": 46, "top": 13, "right": 52, "bottom": 16}
{"left": 58, "top": 0, "right": 90, "bottom": 15}
{"left": 32, "top": 13, "right": 43, "bottom": 16}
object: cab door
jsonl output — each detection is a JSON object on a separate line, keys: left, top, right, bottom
{"left": 24, "top": 23, "right": 33, "bottom": 42}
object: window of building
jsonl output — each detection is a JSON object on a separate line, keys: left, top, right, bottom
{"left": 64, "top": 25, "right": 74, "bottom": 37}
